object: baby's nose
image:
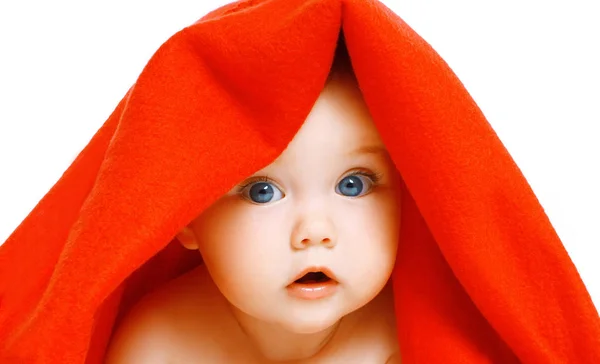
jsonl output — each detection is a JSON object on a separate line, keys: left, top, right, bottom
{"left": 291, "top": 217, "right": 337, "bottom": 250}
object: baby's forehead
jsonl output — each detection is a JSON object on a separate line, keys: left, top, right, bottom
{"left": 297, "top": 77, "right": 383, "bottom": 146}
{"left": 268, "top": 97, "right": 386, "bottom": 172}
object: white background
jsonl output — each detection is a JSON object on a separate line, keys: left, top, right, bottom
{"left": 0, "top": 1, "right": 598, "bottom": 307}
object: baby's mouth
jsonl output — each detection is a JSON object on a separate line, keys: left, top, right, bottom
{"left": 287, "top": 268, "right": 339, "bottom": 300}
{"left": 289, "top": 267, "right": 338, "bottom": 284}
{"left": 294, "top": 271, "right": 332, "bottom": 284}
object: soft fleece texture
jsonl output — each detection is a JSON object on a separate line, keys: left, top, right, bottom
{"left": 1, "top": 0, "right": 599, "bottom": 362}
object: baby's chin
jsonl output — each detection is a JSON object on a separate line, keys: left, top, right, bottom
{"left": 269, "top": 300, "right": 359, "bottom": 334}
{"left": 225, "top": 284, "right": 380, "bottom": 335}
{"left": 275, "top": 316, "right": 342, "bottom": 335}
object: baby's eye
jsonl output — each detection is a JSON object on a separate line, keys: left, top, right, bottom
{"left": 243, "top": 181, "right": 284, "bottom": 204}
{"left": 335, "top": 173, "right": 377, "bottom": 197}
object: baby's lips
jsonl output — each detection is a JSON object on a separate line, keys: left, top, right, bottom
{"left": 288, "top": 266, "right": 339, "bottom": 286}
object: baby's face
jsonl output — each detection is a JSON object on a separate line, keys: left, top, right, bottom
{"left": 182, "top": 72, "right": 401, "bottom": 334}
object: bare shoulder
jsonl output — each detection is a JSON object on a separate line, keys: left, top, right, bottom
{"left": 103, "top": 292, "right": 174, "bottom": 364}
{"left": 104, "top": 265, "right": 238, "bottom": 363}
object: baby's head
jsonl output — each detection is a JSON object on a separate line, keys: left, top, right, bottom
{"left": 177, "top": 46, "right": 401, "bottom": 334}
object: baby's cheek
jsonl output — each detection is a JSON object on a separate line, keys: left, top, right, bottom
{"left": 342, "top": 196, "right": 399, "bottom": 274}
{"left": 197, "top": 203, "right": 288, "bottom": 296}
{"left": 374, "top": 187, "right": 402, "bottom": 245}
{"left": 354, "top": 193, "right": 400, "bottom": 244}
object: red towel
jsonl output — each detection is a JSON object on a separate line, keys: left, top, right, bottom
{"left": 1, "top": 0, "right": 599, "bottom": 362}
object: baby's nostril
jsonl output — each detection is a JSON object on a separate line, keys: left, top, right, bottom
{"left": 298, "top": 237, "right": 332, "bottom": 246}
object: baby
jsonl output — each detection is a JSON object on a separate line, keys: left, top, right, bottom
{"left": 105, "top": 45, "right": 403, "bottom": 363}
{"left": 2, "top": 0, "right": 599, "bottom": 362}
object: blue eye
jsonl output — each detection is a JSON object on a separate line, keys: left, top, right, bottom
{"left": 335, "top": 174, "right": 375, "bottom": 197}
{"left": 244, "top": 181, "right": 284, "bottom": 204}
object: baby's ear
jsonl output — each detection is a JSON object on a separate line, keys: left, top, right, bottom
{"left": 176, "top": 226, "right": 199, "bottom": 250}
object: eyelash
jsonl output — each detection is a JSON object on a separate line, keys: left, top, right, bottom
{"left": 238, "top": 175, "right": 276, "bottom": 190}
{"left": 349, "top": 168, "right": 383, "bottom": 185}
{"left": 237, "top": 168, "right": 383, "bottom": 192}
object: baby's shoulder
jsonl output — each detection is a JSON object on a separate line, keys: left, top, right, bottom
{"left": 104, "top": 266, "right": 240, "bottom": 363}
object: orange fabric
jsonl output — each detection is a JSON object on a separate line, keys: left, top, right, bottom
{"left": 1, "top": 0, "right": 599, "bottom": 362}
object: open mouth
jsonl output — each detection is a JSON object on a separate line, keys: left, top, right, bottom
{"left": 287, "top": 268, "right": 339, "bottom": 300}
{"left": 294, "top": 271, "right": 332, "bottom": 284}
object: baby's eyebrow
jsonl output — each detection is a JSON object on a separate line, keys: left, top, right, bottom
{"left": 350, "top": 144, "right": 388, "bottom": 156}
